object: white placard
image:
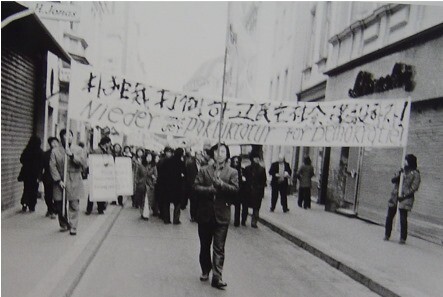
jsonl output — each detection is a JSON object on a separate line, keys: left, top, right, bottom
{"left": 89, "top": 154, "right": 116, "bottom": 201}
{"left": 115, "top": 157, "right": 134, "bottom": 196}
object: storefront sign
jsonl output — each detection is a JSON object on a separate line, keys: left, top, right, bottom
{"left": 349, "top": 63, "right": 414, "bottom": 98}
{"left": 69, "top": 64, "right": 411, "bottom": 148}
{"left": 33, "top": 2, "right": 80, "bottom": 22}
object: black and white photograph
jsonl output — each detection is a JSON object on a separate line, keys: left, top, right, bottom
{"left": 2, "top": 1, "right": 443, "bottom": 297}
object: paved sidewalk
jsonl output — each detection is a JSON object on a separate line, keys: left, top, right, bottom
{"left": 1, "top": 199, "right": 124, "bottom": 297}
{"left": 258, "top": 193, "right": 443, "bottom": 297}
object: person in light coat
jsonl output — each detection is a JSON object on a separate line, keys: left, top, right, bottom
{"left": 384, "top": 154, "right": 421, "bottom": 244}
{"left": 50, "top": 129, "right": 87, "bottom": 235}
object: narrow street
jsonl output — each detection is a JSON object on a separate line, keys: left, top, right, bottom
{"left": 70, "top": 206, "right": 378, "bottom": 297}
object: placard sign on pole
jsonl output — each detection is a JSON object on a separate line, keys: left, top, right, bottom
{"left": 89, "top": 154, "right": 117, "bottom": 201}
{"left": 115, "top": 157, "right": 133, "bottom": 196}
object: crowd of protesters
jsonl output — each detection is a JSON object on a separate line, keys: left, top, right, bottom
{"left": 17, "top": 131, "right": 420, "bottom": 289}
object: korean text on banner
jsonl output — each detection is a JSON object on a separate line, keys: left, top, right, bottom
{"left": 69, "top": 63, "right": 411, "bottom": 148}
{"left": 89, "top": 154, "right": 116, "bottom": 202}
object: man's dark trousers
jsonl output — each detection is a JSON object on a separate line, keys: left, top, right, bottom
{"left": 271, "top": 183, "right": 288, "bottom": 211}
{"left": 198, "top": 218, "right": 229, "bottom": 280}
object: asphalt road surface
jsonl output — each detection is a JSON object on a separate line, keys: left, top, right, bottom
{"left": 71, "top": 206, "right": 379, "bottom": 297}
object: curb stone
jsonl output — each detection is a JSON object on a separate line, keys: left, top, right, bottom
{"left": 259, "top": 217, "right": 401, "bottom": 297}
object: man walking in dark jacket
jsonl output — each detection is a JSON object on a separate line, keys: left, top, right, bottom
{"left": 194, "top": 143, "right": 239, "bottom": 289}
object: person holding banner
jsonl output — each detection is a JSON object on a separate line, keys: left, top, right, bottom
{"left": 50, "top": 129, "right": 87, "bottom": 235}
{"left": 384, "top": 154, "right": 421, "bottom": 244}
{"left": 269, "top": 154, "right": 292, "bottom": 213}
{"left": 194, "top": 143, "right": 239, "bottom": 289}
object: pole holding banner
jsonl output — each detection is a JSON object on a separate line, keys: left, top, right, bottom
{"left": 216, "top": 4, "right": 231, "bottom": 170}
{"left": 394, "top": 97, "right": 411, "bottom": 234}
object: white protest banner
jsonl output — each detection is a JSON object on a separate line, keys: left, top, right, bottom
{"left": 114, "top": 157, "right": 133, "bottom": 196}
{"left": 89, "top": 154, "right": 116, "bottom": 201}
{"left": 69, "top": 63, "right": 411, "bottom": 148}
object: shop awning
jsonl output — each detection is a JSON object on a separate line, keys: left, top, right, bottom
{"left": 2, "top": 2, "right": 71, "bottom": 63}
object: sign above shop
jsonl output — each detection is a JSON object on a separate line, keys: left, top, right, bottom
{"left": 33, "top": 2, "right": 80, "bottom": 22}
{"left": 349, "top": 63, "right": 414, "bottom": 98}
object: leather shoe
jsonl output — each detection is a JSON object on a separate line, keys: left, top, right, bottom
{"left": 211, "top": 279, "right": 227, "bottom": 289}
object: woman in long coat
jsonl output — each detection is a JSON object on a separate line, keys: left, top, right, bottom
{"left": 143, "top": 151, "right": 158, "bottom": 217}
{"left": 243, "top": 151, "right": 267, "bottom": 228}
{"left": 132, "top": 148, "right": 145, "bottom": 208}
{"left": 19, "top": 136, "right": 44, "bottom": 212}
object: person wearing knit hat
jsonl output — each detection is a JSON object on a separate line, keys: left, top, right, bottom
{"left": 384, "top": 154, "right": 421, "bottom": 244}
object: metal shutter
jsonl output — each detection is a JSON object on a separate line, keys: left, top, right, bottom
{"left": 1, "top": 46, "right": 36, "bottom": 210}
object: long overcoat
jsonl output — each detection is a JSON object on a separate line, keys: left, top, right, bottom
{"left": 50, "top": 143, "right": 87, "bottom": 201}
{"left": 243, "top": 163, "right": 267, "bottom": 209}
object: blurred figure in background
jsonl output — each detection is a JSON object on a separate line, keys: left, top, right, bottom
{"left": 230, "top": 156, "right": 245, "bottom": 227}
{"left": 243, "top": 151, "right": 267, "bottom": 228}
{"left": 184, "top": 148, "right": 199, "bottom": 221}
{"left": 18, "top": 135, "right": 44, "bottom": 212}
{"left": 42, "top": 137, "right": 59, "bottom": 218}
{"left": 144, "top": 151, "right": 158, "bottom": 217}
{"left": 296, "top": 156, "right": 315, "bottom": 209}
{"left": 112, "top": 143, "right": 124, "bottom": 206}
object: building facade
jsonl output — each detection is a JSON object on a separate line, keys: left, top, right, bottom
{"left": 224, "top": 2, "right": 443, "bottom": 243}
{"left": 1, "top": 2, "right": 70, "bottom": 210}
{"left": 323, "top": 3, "right": 443, "bottom": 244}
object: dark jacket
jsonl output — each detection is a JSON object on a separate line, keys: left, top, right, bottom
{"left": 158, "top": 156, "right": 186, "bottom": 204}
{"left": 243, "top": 163, "right": 267, "bottom": 209}
{"left": 185, "top": 156, "right": 198, "bottom": 196}
{"left": 42, "top": 149, "right": 54, "bottom": 184}
{"left": 19, "top": 146, "right": 44, "bottom": 182}
{"left": 389, "top": 169, "right": 421, "bottom": 211}
{"left": 269, "top": 161, "right": 292, "bottom": 187}
{"left": 296, "top": 164, "right": 314, "bottom": 188}
{"left": 194, "top": 163, "right": 239, "bottom": 225}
